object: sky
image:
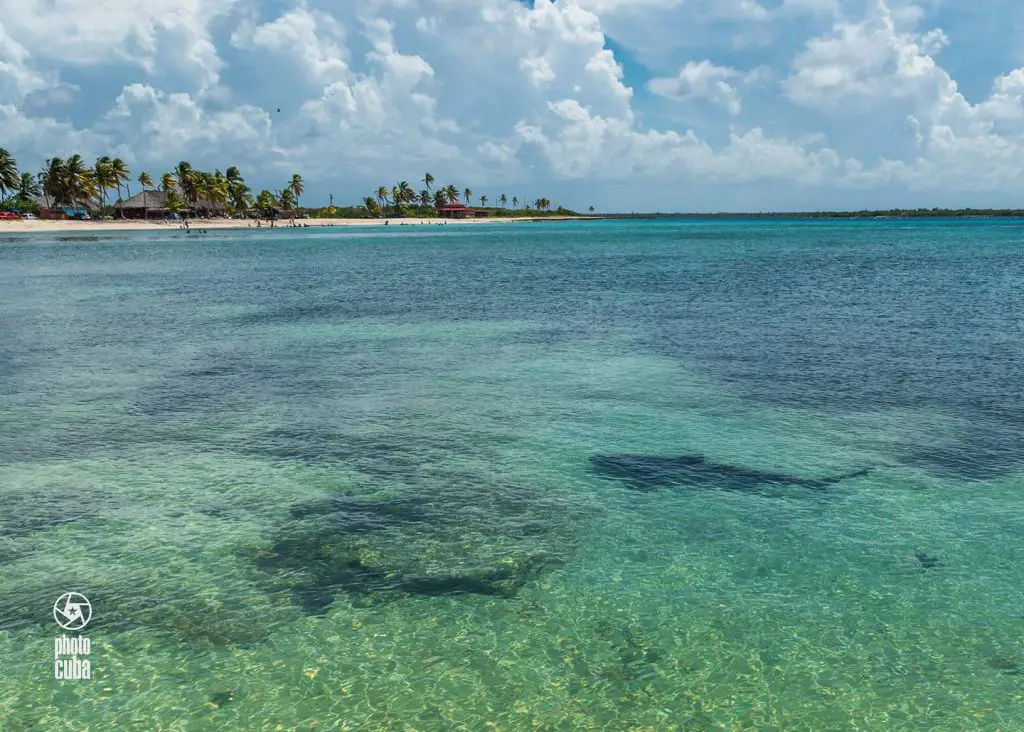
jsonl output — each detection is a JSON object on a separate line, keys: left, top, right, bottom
{"left": 2, "top": 0, "right": 1024, "bottom": 212}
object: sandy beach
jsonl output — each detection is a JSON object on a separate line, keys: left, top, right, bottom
{"left": 0, "top": 216, "right": 587, "bottom": 234}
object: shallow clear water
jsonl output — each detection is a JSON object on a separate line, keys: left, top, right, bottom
{"left": 1, "top": 219, "right": 1023, "bottom": 730}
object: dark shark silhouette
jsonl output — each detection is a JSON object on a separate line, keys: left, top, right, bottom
{"left": 589, "top": 453, "right": 871, "bottom": 494}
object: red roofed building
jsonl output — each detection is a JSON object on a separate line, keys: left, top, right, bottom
{"left": 437, "top": 203, "right": 488, "bottom": 219}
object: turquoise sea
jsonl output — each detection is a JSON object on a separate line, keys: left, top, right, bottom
{"left": 1, "top": 219, "right": 1023, "bottom": 730}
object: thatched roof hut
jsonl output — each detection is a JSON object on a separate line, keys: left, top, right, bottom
{"left": 118, "top": 187, "right": 228, "bottom": 219}
{"left": 118, "top": 190, "right": 170, "bottom": 219}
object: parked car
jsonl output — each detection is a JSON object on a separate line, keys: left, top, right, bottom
{"left": 0, "top": 211, "right": 20, "bottom": 220}
{"left": 20, "top": 213, "right": 37, "bottom": 220}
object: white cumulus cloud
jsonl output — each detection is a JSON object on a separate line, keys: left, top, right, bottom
{"left": 649, "top": 60, "right": 769, "bottom": 115}
{"left": 0, "top": 0, "right": 1024, "bottom": 211}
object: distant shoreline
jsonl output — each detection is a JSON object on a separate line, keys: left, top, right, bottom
{"left": 592, "top": 209, "right": 1024, "bottom": 219}
{"left": 0, "top": 215, "right": 592, "bottom": 234}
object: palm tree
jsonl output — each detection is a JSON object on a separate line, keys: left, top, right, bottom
{"left": 0, "top": 148, "right": 18, "bottom": 199}
{"left": 160, "top": 172, "right": 177, "bottom": 217}
{"left": 174, "top": 161, "right": 195, "bottom": 215}
{"left": 233, "top": 186, "right": 254, "bottom": 217}
{"left": 93, "top": 156, "right": 113, "bottom": 212}
{"left": 37, "top": 171, "right": 50, "bottom": 209}
{"left": 255, "top": 189, "right": 276, "bottom": 218}
{"left": 363, "top": 196, "right": 381, "bottom": 217}
{"left": 445, "top": 185, "right": 459, "bottom": 203}
{"left": 419, "top": 189, "right": 431, "bottom": 207}
{"left": 165, "top": 191, "right": 183, "bottom": 215}
{"left": 137, "top": 172, "right": 153, "bottom": 219}
{"left": 512, "top": 196, "right": 518, "bottom": 209}
{"left": 192, "top": 171, "right": 213, "bottom": 216}
{"left": 174, "top": 160, "right": 192, "bottom": 183}
{"left": 433, "top": 190, "right": 447, "bottom": 209}
{"left": 229, "top": 183, "right": 252, "bottom": 217}
{"left": 16, "top": 171, "right": 40, "bottom": 202}
{"left": 279, "top": 188, "right": 296, "bottom": 212}
{"left": 479, "top": 195, "right": 488, "bottom": 208}
{"left": 464, "top": 188, "right": 473, "bottom": 207}
{"left": 289, "top": 173, "right": 304, "bottom": 210}
{"left": 225, "top": 167, "right": 249, "bottom": 217}
{"left": 499, "top": 194, "right": 507, "bottom": 209}
{"left": 589, "top": 206, "right": 595, "bottom": 214}
{"left": 207, "top": 171, "right": 229, "bottom": 214}
{"left": 111, "top": 158, "right": 130, "bottom": 217}
{"left": 229, "top": 184, "right": 252, "bottom": 217}
{"left": 376, "top": 185, "right": 390, "bottom": 215}
{"left": 199, "top": 170, "right": 218, "bottom": 216}
{"left": 39, "top": 158, "right": 63, "bottom": 208}
{"left": 66, "top": 155, "right": 97, "bottom": 208}
{"left": 205, "top": 171, "right": 220, "bottom": 207}
{"left": 423, "top": 172, "right": 434, "bottom": 191}
{"left": 396, "top": 181, "right": 414, "bottom": 214}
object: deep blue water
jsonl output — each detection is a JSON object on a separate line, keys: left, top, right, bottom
{"left": 1, "top": 219, "right": 1023, "bottom": 729}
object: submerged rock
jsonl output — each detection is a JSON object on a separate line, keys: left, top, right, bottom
{"left": 987, "top": 653, "right": 1022, "bottom": 675}
{"left": 588, "top": 452, "right": 872, "bottom": 494}
{"left": 251, "top": 488, "right": 574, "bottom": 615}
{"left": 208, "top": 690, "right": 236, "bottom": 708}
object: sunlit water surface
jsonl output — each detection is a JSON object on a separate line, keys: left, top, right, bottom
{"left": 1, "top": 219, "right": 1023, "bottom": 730}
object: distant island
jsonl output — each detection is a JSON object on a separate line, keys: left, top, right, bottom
{"left": 590, "top": 209, "right": 1024, "bottom": 219}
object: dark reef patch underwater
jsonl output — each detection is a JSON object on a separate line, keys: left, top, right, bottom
{"left": 588, "top": 452, "right": 872, "bottom": 494}
{"left": 248, "top": 481, "right": 581, "bottom": 615}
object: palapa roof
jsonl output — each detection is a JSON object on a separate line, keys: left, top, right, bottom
{"left": 119, "top": 188, "right": 226, "bottom": 210}
{"left": 119, "top": 189, "right": 170, "bottom": 210}
{"left": 33, "top": 194, "right": 98, "bottom": 211}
